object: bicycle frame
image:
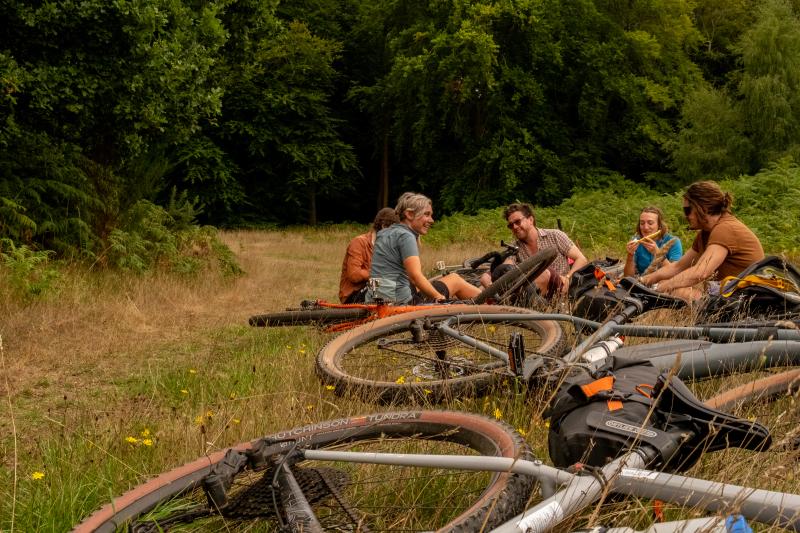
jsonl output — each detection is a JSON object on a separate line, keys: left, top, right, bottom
{"left": 276, "top": 445, "right": 800, "bottom": 532}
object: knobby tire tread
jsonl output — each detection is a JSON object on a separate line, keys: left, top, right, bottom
{"left": 249, "top": 307, "right": 369, "bottom": 327}
{"left": 73, "top": 410, "right": 536, "bottom": 533}
{"left": 473, "top": 248, "right": 557, "bottom": 305}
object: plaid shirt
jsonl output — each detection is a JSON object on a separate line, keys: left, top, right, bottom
{"left": 515, "top": 228, "right": 575, "bottom": 275}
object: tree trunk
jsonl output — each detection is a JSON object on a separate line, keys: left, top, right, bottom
{"left": 378, "top": 130, "right": 390, "bottom": 209}
{"left": 308, "top": 185, "right": 317, "bottom": 225}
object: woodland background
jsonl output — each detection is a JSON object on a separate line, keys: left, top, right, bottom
{"left": 3, "top": 0, "right": 800, "bottom": 262}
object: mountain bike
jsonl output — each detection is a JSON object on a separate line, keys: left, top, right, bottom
{"left": 315, "top": 276, "right": 800, "bottom": 403}
{"left": 248, "top": 248, "right": 558, "bottom": 332}
{"left": 73, "top": 370, "right": 799, "bottom": 533}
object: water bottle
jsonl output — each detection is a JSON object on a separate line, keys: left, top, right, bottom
{"left": 580, "top": 335, "right": 624, "bottom": 363}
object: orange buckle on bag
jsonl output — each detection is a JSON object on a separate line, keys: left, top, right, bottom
{"left": 580, "top": 376, "right": 615, "bottom": 398}
{"left": 607, "top": 400, "right": 623, "bottom": 411}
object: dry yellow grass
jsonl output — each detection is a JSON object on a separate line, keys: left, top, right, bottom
{"left": 1, "top": 228, "right": 798, "bottom": 531}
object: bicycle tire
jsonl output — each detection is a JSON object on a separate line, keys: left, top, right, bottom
{"left": 249, "top": 307, "right": 370, "bottom": 327}
{"left": 473, "top": 248, "right": 557, "bottom": 305}
{"left": 73, "top": 410, "right": 535, "bottom": 533}
{"left": 316, "top": 304, "right": 566, "bottom": 403}
{"left": 704, "top": 368, "right": 800, "bottom": 411}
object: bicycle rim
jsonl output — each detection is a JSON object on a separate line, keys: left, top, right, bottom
{"left": 73, "top": 410, "right": 535, "bottom": 532}
{"left": 316, "top": 304, "right": 565, "bottom": 403}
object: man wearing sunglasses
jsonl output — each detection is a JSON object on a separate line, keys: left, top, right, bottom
{"left": 640, "top": 181, "right": 764, "bottom": 300}
{"left": 482, "top": 202, "right": 587, "bottom": 297}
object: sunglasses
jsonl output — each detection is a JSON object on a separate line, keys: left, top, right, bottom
{"left": 507, "top": 218, "right": 525, "bottom": 229}
{"left": 683, "top": 205, "right": 692, "bottom": 216}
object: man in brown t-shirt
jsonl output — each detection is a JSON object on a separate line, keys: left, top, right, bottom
{"left": 641, "top": 181, "right": 764, "bottom": 301}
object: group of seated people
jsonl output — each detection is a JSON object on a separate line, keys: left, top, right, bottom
{"left": 338, "top": 180, "right": 765, "bottom": 305}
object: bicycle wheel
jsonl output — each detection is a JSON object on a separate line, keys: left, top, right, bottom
{"left": 473, "top": 248, "right": 557, "bottom": 305}
{"left": 316, "top": 304, "right": 566, "bottom": 403}
{"left": 704, "top": 368, "right": 800, "bottom": 411}
{"left": 249, "top": 307, "right": 369, "bottom": 327}
{"left": 73, "top": 410, "right": 536, "bottom": 533}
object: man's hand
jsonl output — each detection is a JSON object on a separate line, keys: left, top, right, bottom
{"left": 559, "top": 274, "right": 570, "bottom": 294}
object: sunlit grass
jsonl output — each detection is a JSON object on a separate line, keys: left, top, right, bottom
{"left": 1, "top": 226, "right": 798, "bottom": 531}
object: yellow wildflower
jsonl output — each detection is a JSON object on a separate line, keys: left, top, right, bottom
{"left": 140, "top": 428, "right": 151, "bottom": 438}
{"left": 180, "top": 389, "right": 189, "bottom": 395}
{"left": 325, "top": 385, "right": 335, "bottom": 391}
{"left": 395, "top": 376, "right": 406, "bottom": 385}
{"left": 488, "top": 325, "right": 496, "bottom": 334}
{"left": 194, "top": 415, "right": 204, "bottom": 425}
{"left": 306, "top": 405, "right": 314, "bottom": 410}
{"left": 493, "top": 407, "right": 502, "bottom": 420}
{"left": 517, "top": 428, "right": 528, "bottom": 437}
{"left": 205, "top": 410, "right": 214, "bottom": 419}
{"left": 423, "top": 389, "right": 432, "bottom": 395}
{"left": 31, "top": 471, "right": 45, "bottom": 480}
{"left": 142, "top": 439, "right": 154, "bottom": 447}
{"left": 299, "top": 349, "right": 306, "bottom": 354}
{"left": 189, "top": 369, "right": 197, "bottom": 374}
{"left": 126, "top": 436, "right": 139, "bottom": 444}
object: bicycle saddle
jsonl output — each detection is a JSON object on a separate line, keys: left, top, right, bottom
{"left": 653, "top": 373, "right": 772, "bottom": 469}
{"left": 618, "top": 276, "right": 686, "bottom": 312}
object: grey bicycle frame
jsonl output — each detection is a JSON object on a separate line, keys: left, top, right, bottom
{"left": 435, "top": 312, "right": 800, "bottom": 381}
{"left": 299, "top": 447, "right": 800, "bottom": 532}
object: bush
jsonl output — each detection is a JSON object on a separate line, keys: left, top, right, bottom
{"left": 0, "top": 238, "right": 61, "bottom": 300}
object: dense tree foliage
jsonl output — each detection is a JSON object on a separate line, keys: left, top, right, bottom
{"left": 2, "top": 0, "right": 800, "bottom": 258}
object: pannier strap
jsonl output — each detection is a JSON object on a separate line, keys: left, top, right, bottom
{"left": 579, "top": 376, "right": 615, "bottom": 398}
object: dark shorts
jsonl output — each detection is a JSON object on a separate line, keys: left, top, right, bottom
{"left": 411, "top": 280, "right": 450, "bottom": 304}
{"left": 343, "top": 287, "right": 367, "bottom": 304}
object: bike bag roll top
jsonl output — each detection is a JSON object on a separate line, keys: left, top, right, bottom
{"left": 568, "top": 258, "right": 622, "bottom": 302}
{"left": 699, "top": 255, "right": 800, "bottom": 321}
{"left": 544, "top": 358, "right": 771, "bottom": 472}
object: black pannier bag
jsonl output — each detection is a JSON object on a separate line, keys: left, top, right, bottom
{"left": 571, "top": 285, "right": 629, "bottom": 323}
{"left": 568, "top": 258, "right": 622, "bottom": 302}
{"left": 544, "top": 357, "right": 771, "bottom": 472}
{"left": 699, "top": 255, "right": 800, "bottom": 322}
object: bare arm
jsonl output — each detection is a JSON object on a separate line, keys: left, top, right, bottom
{"left": 403, "top": 256, "right": 446, "bottom": 300}
{"left": 565, "top": 245, "right": 588, "bottom": 278}
{"left": 641, "top": 248, "right": 697, "bottom": 285}
{"left": 624, "top": 240, "right": 638, "bottom": 277}
{"left": 657, "top": 244, "right": 728, "bottom": 292}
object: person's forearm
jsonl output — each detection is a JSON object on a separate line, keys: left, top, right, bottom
{"left": 623, "top": 254, "right": 635, "bottom": 277}
{"left": 347, "top": 267, "right": 370, "bottom": 283}
{"left": 409, "top": 271, "right": 444, "bottom": 300}
{"left": 642, "top": 262, "right": 678, "bottom": 285}
{"left": 659, "top": 267, "right": 707, "bottom": 291}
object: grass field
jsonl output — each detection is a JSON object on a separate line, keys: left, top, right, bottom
{"left": 2, "top": 223, "right": 799, "bottom": 531}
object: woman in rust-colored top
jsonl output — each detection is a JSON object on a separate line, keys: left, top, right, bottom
{"left": 338, "top": 208, "right": 399, "bottom": 303}
{"left": 641, "top": 181, "right": 764, "bottom": 301}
